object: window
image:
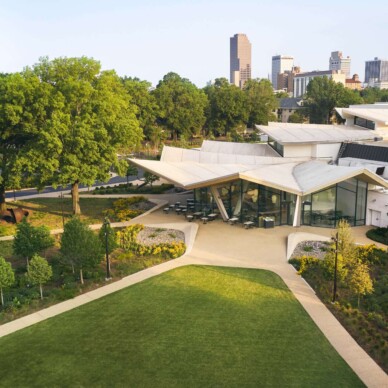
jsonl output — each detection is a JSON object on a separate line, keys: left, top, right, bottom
{"left": 354, "top": 116, "right": 375, "bottom": 130}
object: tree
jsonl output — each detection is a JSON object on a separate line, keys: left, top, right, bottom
{"left": 26, "top": 254, "right": 52, "bottom": 300}
{"left": 126, "top": 162, "right": 138, "bottom": 185}
{"left": 348, "top": 261, "right": 374, "bottom": 308}
{"left": 121, "top": 77, "right": 160, "bottom": 146}
{"left": 0, "top": 71, "right": 57, "bottom": 211}
{"left": 153, "top": 72, "right": 208, "bottom": 140}
{"left": 204, "top": 78, "right": 248, "bottom": 137}
{"left": 0, "top": 257, "right": 14, "bottom": 305}
{"left": 304, "top": 77, "right": 363, "bottom": 124}
{"left": 243, "top": 79, "right": 278, "bottom": 127}
{"left": 13, "top": 219, "right": 54, "bottom": 268}
{"left": 288, "top": 111, "right": 306, "bottom": 123}
{"left": 32, "top": 57, "right": 143, "bottom": 214}
{"left": 60, "top": 217, "right": 104, "bottom": 284}
{"left": 143, "top": 171, "right": 159, "bottom": 187}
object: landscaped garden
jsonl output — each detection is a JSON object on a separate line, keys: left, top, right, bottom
{"left": 0, "top": 197, "right": 144, "bottom": 237}
{"left": 290, "top": 221, "right": 388, "bottom": 373}
{"left": 0, "top": 194, "right": 187, "bottom": 324}
{"left": 0, "top": 266, "right": 362, "bottom": 387}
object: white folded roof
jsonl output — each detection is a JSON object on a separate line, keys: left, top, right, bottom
{"left": 336, "top": 103, "right": 388, "bottom": 125}
{"left": 256, "top": 122, "right": 377, "bottom": 144}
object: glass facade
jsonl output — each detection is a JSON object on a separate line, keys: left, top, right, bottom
{"left": 193, "top": 177, "right": 368, "bottom": 228}
{"left": 302, "top": 178, "right": 367, "bottom": 227}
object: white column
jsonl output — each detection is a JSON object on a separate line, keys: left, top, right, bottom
{"left": 293, "top": 195, "right": 302, "bottom": 227}
{"left": 210, "top": 186, "right": 229, "bottom": 221}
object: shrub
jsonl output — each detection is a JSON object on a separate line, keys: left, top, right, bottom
{"left": 366, "top": 227, "right": 388, "bottom": 246}
{"left": 289, "top": 256, "right": 319, "bottom": 275}
{"left": 303, "top": 245, "right": 313, "bottom": 252}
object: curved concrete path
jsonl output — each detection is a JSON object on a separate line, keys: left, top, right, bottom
{"left": 1, "top": 198, "right": 387, "bottom": 387}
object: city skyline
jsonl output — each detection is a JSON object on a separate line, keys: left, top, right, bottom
{"left": 1, "top": 0, "right": 388, "bottom": 87}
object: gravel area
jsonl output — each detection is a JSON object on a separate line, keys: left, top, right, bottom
{"left": 136, "top": 227, "right": 185, "bottom": 246}
{"left": 130, "top": 200, "right": 155, "bottom": 211}
{"left": 291, "top": 240, "right": 331, "bottom": 260}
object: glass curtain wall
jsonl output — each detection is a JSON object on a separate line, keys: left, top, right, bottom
{"left": 193, "top": 187, "right": 216, "bottom": 214}
{"left": 302, "top": 178, "right": 367, "bottom": 227}
{"left": 216, "top": 180, "right": 296, "bottom": 226}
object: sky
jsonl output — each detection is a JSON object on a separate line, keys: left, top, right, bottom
{"left": 1, "top": 0, "right": 388, "bottom": 87}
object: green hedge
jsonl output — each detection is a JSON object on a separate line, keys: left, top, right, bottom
{"left": 366, "top": 228, "right": 388, "bottom": 246}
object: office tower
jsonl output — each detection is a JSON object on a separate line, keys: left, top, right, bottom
{"left": 271, "top": 55, "right": 294, "bottom": 90}
{"left": 230, "top": 33, "right": 251, "bottom": 88}
{"left": 329, "top": 51, "right": 351, "bottom": 78}
{"left": 365, "top": 58, "right": 388, "bottom": 88}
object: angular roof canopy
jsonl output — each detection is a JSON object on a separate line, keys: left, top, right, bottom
{"left": 336, "top": 103, "right": 388, "bottom": 125}
{"left": 256, "top": 122, "right": 377, "bottom": 144}
{"left": 130, "top": 157, "right": 388, "bottom": 195}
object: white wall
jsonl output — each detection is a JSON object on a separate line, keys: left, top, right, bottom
{"left": 367, "top": 190, "right": 388, "bottom": 227}
{"left": 313, "top": 143, "right": 341, "bottom": 159}
{"left": 283, "top": 144, "right": 313, "bottom": 157}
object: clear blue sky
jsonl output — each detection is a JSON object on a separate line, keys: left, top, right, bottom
{"left": 1, "top": 0, "right": 387, "bottom": 87}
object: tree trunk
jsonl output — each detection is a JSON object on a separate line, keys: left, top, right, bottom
{"left": 71, "top": 262, "right": 75, "bottom": 274}
{"left": 1, "top": 288, "right": 3, "bottom": 305}
{"left": 0, "top": 186, "right": 6, "bottom": 212}
{"left": 80, "top": 268, "right": 84, "bottom": 284}
{"left": 71, "top": 181, "right": 81, "bottom": 215}
{"left": 39, "top": 284, "right": 43, "bottom": 300}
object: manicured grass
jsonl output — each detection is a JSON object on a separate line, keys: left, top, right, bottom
{"left": 0, "top": 266, "right": 362, "bottom": 387}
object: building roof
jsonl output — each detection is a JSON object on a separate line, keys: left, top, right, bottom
{"left": 200, "top": 140, "right": 279, "bottom": 156}
{"left": 278, "top": 98, "right": 303, "bottom": 109}
{"left": 130, "top": 154, "right": 388, "bottom": 195}
{"left": 336, "top": 103, "right": 388, "bottom": 125}
{"left": 340, "top": 143, "right": 388, "bottom": 163}
{"left": 256, "top": 122, "right": 377, "bottom": 144}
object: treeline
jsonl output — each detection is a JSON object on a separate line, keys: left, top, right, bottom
{"left": 0, "top": 57, "right": 278, "bottom": 214}
{"left": 294, "top": 77, "right": 388, "bottom": 124}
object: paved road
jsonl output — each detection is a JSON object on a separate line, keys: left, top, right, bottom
{"left": 5, "top": 175, "right": 140, "bottom": 199}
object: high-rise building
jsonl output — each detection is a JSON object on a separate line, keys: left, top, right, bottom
{"left": 230, "top": 33, "right": 251, "bottom": 88}
{"left": 329, "top": 51, "right": 351, "bottom": 78}
{"left": 365, "top": 58, "right": 388, "bottom": 88}
{"left": 271, "top": 55, "right": 294, "bottom": 90}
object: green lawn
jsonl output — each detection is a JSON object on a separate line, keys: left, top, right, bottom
{"left": 0, "top": 266, "right": 363, "bottom": 387}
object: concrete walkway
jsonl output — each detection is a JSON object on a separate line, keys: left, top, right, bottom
{"left": 0, "top": 201, "right": 387, "bottom": 387}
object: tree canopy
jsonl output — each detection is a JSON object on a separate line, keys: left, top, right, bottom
{"left": 26, "top": 254, "right": 52, "bottom": 300}
{"left": 304, "top": 77, "right": 363, "bottom": 124}
{"left": 204, "top": 78, "right": 248, "bottom": 137}
{"left": 152, "top": 72, "right": 208, "bottom": 140}
{"left": 243, "top": 79, "right": 278, "bottom": 127}
{"left": 32, "top": 57, "right": 143, "bottom": 214}
{"left": 60, "top": 217, "right": 104, "bottom": 284}
{"left": 0, "top": 71, "right": 57, "bottom": 211}
{"left": 0, "top": 257, "right": 14, "bottom": 305}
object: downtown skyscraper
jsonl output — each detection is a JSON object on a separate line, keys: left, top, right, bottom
{"left": 230, "top": 33, "right": 251, "bottom": 88}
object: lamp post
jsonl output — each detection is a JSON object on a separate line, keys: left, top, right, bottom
{"left": 331, "top": 231, "right": 339, "bottom": 303}
{"left": 104, "top": 217, "right": 111, "bottom": 280}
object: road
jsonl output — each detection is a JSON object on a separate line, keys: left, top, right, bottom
{"left": 5, "top": 175, "right": 139, "bottom": 199}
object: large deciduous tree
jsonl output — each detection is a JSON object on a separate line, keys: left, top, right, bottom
{"left": 304, "top": 77, "right": 363, "bottom": 124}
{"left": 0, "top": 71, "right": 57, "bottom": 211}
{"left": 121, "top": 77, "right": 161, "bottom": 147}
{"left": 32, "top": 57, "right": 143, "bottom": 214}
{"left": 152, "top": 72, "right": 208, "bottom": 140}
{"left": 204, "top": 78, "right": 248, "bottom": 137}
{"left": 243, "top": 79, "right": 278, "bottom": 127}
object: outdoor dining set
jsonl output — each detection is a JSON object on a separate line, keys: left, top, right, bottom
{"left": 163, "top": 199, "right": 218, "bottom": 224}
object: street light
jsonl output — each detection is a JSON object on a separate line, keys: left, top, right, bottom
{"left": 331, "top": 231, "right": 339, "bottom": 303}
{"left": 103, "top": 217, "right": 111, "bottom": 280}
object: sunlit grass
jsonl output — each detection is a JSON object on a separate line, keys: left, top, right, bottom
{"left": 0, "top": 266, "right": 362, "bottom": 387}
